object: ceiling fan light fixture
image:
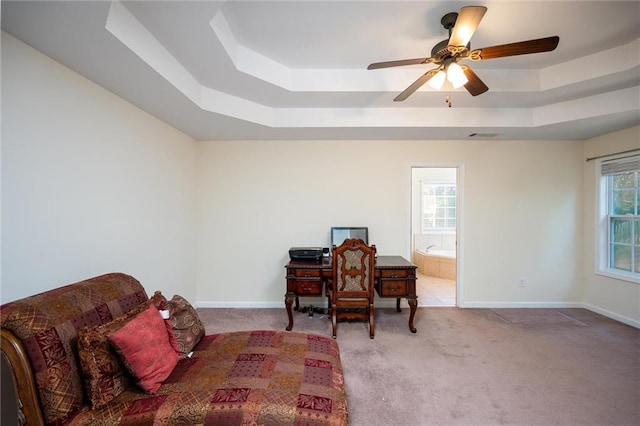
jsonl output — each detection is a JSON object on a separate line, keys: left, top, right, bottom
{"left": 428, "top": 70, "right": 446, "bottom": 90}
{"left": 447, "top": 62, "right": 468, "bottom": 88}
{"left": 366, "top": 6, "right": 559, "bottom": 102}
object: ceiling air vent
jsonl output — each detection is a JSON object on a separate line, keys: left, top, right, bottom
{"left": 468, "top": 133, "right": 499, "bottom": 138}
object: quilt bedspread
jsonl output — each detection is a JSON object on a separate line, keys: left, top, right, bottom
{"left": 68, "top": 330, "right": 349, "bottom": 425}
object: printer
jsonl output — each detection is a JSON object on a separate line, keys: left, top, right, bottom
{"left": 289, "top": 247, "right": 323, "bottom": 261}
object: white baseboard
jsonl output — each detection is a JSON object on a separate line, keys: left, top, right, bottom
{"left": 196, "top": 301, "right": 283, "bottom": 308}
{"left": 580, "top": 303, "right": 640, "bottom": 328}
{"left": 459, "top": 301, "right": 582, "bottom": 309}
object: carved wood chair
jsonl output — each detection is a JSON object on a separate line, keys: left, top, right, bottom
{"left": 330, "top": 238, "right": 376, "bottom": 339}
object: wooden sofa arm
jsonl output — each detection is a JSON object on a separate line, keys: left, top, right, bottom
{"left": 1, "top": 328, "right": 45, "bottom": 425}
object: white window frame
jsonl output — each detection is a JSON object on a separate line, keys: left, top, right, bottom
{"left": 595, "top": 155, "right": 640, "bottom": 284}
{"left": 421, "top": 181, "right": 456, "bottom": 233}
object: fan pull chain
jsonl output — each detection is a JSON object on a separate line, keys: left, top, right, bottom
{"left": 445, "top": 95, "right": 452, "bottom": 107}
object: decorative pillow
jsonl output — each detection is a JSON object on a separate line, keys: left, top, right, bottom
{"left": 165, "top": 294, "right": 205, "bottom": 356}
{"left": 160, "top": 311, "right": 181, "bottom": 354}
{"left": 77, "top": 291, "right": 167, "bottom": 409}
{"left": 107, "top": 304, "right": 181, "bottom": 394}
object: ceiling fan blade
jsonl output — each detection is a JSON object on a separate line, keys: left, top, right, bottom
{"left": 462, "top": 66, "right": 489, "bottom": 96}
{"left": 470, "top": 36, "right": 560, "bottom": 60}
{"left": 448, "top": 6, "right": 487, "bottom": 48}
{"left": 367, "top": 57, "right": 433, "bottom": 70}
{"left": 393, "top": 69, "right": 439, "bottom": 102}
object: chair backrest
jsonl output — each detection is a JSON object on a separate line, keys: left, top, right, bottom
{"left": 332, "top": 238, "right": 376, "bottom": 298}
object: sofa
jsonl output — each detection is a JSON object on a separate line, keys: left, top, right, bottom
{"left": 0, "top": 273, "right": 348, "bottom": 425}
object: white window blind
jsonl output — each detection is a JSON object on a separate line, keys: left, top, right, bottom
{"left": 601, "top": 154, "right": 640, "bottom": 175}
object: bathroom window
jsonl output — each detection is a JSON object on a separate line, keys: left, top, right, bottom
{"left": 597, "top": 154, "right": 640, "bottom": 282}
{"left": 422, "top": 183, "right": 456, "bottom": 231}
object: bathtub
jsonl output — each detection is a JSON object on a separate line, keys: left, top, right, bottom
{"left": 415, "top": 249, "right": 456, "bottom": 259}
{"left": 413, "top": 249, "right": 456, "bottom": 280}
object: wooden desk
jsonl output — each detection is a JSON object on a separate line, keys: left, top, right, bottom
{"left": 285, "top": 255, "right": 418, "bottom": 333}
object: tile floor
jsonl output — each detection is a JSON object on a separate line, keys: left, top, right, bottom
{"left": 416, "top": 272, "right": 456, "bottom": 306}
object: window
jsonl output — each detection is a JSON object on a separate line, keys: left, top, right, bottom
{"left": 422, "top": 183, "right": 456, "bottom": 232}
{"left": 598, "top": 154, "right": 640, "bottom": 281}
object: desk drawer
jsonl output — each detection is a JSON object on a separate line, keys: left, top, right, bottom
{"left": 380, "top": 269, "right": 410, "bottom": 279}
{"left": 292, "top": 269, "right": 321, "bottom": 278}
{"left": 294, "top": 280, "right": 322, "bottom": 295}
{"left": 379, "top": 280, "right": 407, "bottom": 296}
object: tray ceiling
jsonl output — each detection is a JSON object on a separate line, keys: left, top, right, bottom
{"left": 2, "top": 0, "right": 639, "bottom": 140}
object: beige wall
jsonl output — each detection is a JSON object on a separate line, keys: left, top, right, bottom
{"left": 5, "top": 31, "right": 636, "bottom": 327}
{"left": 583, "top": 126, "right": 640, "bottom": 326}
{"left": 1, "top": 34, "right": 198, "bottom": 302}
{"left": 196, "top": 139, "right": 584, "bottom": 309}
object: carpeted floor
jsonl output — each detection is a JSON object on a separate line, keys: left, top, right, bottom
{"left": 197, "top": 307, "right": 639, "bottom": 426}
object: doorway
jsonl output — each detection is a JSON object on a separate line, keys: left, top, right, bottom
{"left": 411, "top": 166, "right": 459, "bottom": 307}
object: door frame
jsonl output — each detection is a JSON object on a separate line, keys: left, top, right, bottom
{"left": 409, "top": 163, "right": 464, "bottom": 307}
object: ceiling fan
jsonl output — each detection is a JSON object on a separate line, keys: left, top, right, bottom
{"left": 367, "top": 6, "right": 559, "bottom": 102}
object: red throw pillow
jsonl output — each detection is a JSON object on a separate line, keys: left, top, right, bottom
{"left": 107, "top": 304, "right": 180, "bottom": 393}
{"left": 77, "top": 291, "right": 168, "bottom": 408}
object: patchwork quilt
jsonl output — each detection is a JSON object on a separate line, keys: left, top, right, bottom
{"left": 68, "top": 330, "right": 349, "bottom": 425}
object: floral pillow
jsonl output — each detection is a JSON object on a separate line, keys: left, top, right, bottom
{"left": 107, "top": 304, "right": 181, "bottom": 393}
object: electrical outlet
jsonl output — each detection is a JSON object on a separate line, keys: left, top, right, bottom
{"left": 519, "top": 277, "right": 526, "bottom": 287}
